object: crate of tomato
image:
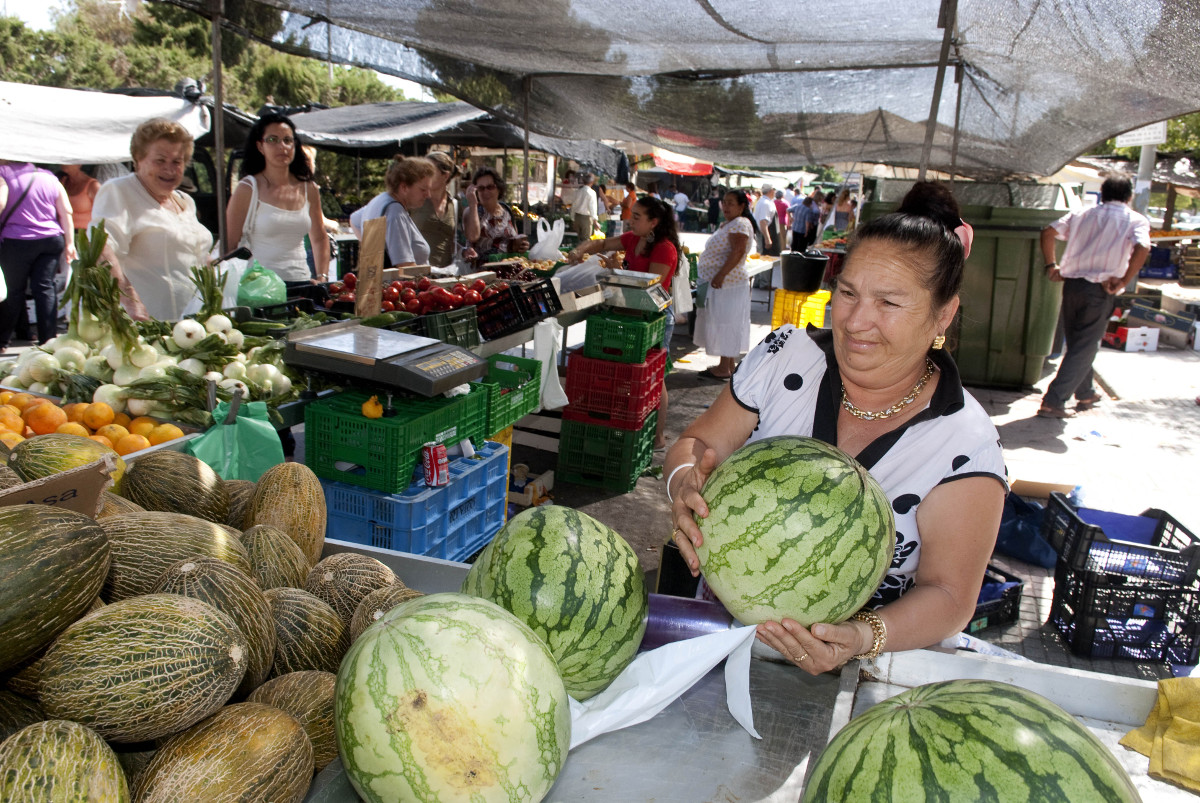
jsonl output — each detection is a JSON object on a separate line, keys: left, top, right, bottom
{"left": 325, "top": 273, "right": 503, "bottom": 317}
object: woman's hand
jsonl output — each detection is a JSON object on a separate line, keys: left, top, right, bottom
{"left": 755, "top": 618, "right": 870, "bottom": 676}
{"left": 514, "top": 235, "right": 530, "bottom": 252}
{"left": 124, "top": 295, "right": 148, "bottom": 322}
{"left": 668, "top": 447, "right": 721, "bottom": 576}
{"left": 465, "top": 184, "right": 478, "bottom": 205}
{"left": 710, "top": 269, "right": 729, "bottom": 290}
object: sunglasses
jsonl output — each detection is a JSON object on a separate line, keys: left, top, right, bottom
{"left": 476, "top": 183, "right": 498, "bottom": 191}
{"left": 263, "top": 135, "right": 295, "bottom": 146}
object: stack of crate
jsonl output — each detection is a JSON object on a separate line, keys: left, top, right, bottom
{"left": 557, "top": 309, "right": 667, "bottom": 493}
{"left": 771, "top": 288, "right": 831, "bottom": 329}
{"left": 1179, "top": 243, "right": 1200, "bottom": 286}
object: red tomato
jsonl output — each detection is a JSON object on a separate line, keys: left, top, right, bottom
{"left": 324, "top": 298, "right": 335, "bottom": 309}
{"left": 400, "top": 288, "right": 417, "bottom": 302}
{"left": 418, "top": 290, "right": 435, "bottom": 305}
{"left": 417, "top": 276, "right": 432, "bottom": 291}
{"left": 390, "top": 280, "right": 404, "bottom": 290}
{"left": 381, "top": 300, "right": 396, "bottom": 311}
{"left": 401, "top": 280, "right": 416, "bottom": 290}
{"left": 383, "top": 286, "right": 400, "bottom": 302}
{"left": 432, "top": 287, "right": 457, "bottom": 305}
{"left": 343, "top": 292, "right": 356, "bottom": 301}
{"left": 342, "top": 272, "right": 357, "bottom": 288}
{"left": 464, "top": 289, "right": 482, "bottom": 304}
{"left": 405, "top": 298, "right": 421, "bottom": 312}
{"left": 452, "top": 282, "right": 468, "bottom": 296}
{"left": 482, "top": 287, "right": 498, "bottom": 299}
{"left": 471, "top": 278, "right": 487, "bottom": 293}
{"left": 329, "top": 281, "right": 345, "bottom": 294}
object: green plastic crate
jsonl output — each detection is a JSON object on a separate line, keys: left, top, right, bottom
{"left": 422, "top": 307, "right": 480, "bottom": 348}
{"left": 583, "top": 310, "right": 667, "bottom": 364}
{"left": 304, "top": 385, "right": 489, "bottom": 493}
{"left": 475, "top": 354, "right": 542, "bottom": 434}
{"left": 557, "top": 410, "right": 657, "bottom": 493}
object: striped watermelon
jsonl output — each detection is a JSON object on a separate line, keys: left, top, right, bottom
{"left": 695, "top": 436, "right": 894, "bottom": 626}
{"left": 462, "top": 505, "right": 647, "bottom": 700}
{"left": 336, "top": 592, "right": 570, "bottom": 803}
{"left": 803, "top": 679, "right": 1140, "bottom": 802}
{"left": 0, "top": 719, "right": 129, "bottom": 803}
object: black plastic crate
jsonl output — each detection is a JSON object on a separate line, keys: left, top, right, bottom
{"left": 968, "top": 564, "right": 1024, "bottom": 633}
{"left": 1043, "top": 492, "right": 1200, "bottom": 577}
{"left": 476, "top": 279, "right": 562, "bottom": 340}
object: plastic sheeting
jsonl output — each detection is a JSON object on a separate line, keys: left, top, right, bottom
{"left": 156, "top": 0, "right": 1200, "bottom": 177}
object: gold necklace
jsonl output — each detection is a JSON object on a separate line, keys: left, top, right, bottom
{"left": 841, "top": 358, "right": 936, "bottom": 421}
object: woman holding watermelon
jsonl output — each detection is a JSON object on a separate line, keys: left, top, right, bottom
{"left": 664, "top": 182, "right": 1007, "bottom": 675}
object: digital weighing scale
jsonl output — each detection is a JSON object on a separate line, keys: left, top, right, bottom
{"left": 598, "top": 268, "right": 672, "bottom": 313}
{"left": 283, "top": 321, "right": 487, "bottom": 397}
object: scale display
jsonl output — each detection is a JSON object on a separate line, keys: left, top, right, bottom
{"left": 284, "top": 322, "right": 487, "bottom": 396}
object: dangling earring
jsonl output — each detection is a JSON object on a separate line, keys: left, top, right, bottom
{"left": 932, "top": 334, "right": 946, "bottom": 350}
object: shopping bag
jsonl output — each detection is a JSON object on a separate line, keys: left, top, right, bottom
{"left": 671, "top": 250, "right": 693, "bottom": 319}
{"left": 185, "top": 397, "right": 284, "bottom": 481}
{"left": 236, "top": 261, "right": 286, "bottom": 308}
{"left": 694, "top": 281, "right": 709, "bottom": 309}
{"left": 529, "top": 217, "right": 566, "bottom": 261}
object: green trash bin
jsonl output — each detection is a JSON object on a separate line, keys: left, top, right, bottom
{"left": 860, "top": 179, "right": 1069, "bottom": 389}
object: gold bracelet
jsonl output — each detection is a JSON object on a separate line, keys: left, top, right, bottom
{"left": 850, "top": 609, "right": 887, "bottom": 661}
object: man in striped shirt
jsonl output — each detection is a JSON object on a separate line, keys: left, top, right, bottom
{"left": 1037, "top": 176, "right": 1150, "bottom": 418}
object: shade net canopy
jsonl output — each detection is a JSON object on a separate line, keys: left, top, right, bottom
{"left": 159, "top": 0, "right": 1200, "bottom": 178}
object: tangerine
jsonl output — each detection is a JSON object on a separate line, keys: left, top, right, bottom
{"left": 128, "top": 416, "right": 160, "bottom": 438}
{"left": 56, "top": 422, "right": 91, "bottom": 437}
{"left": 95, "top": 424, "right": 130, "bottom": 444}
{"left": 24, "top": 403, "right": 68, "bottom": 435}
{"left": 89, "top": 434, "right": 114, "bottom": 449}
{"left": 7, "top": 393, "right": 35, "bottom": 411}
{"left": 0, "top": 390, "right": 13, "bottom": 405}
{"left": 0, "top": 406, "right": 23, "bottom": 434}
{"left": 114, "top": 433, "right": 151, "bottom": 456}
{"left": 63, "top": 402, "right": 90, "bottom": 423}
{"left": 82, "top": 402, "right": 115, "bottom": 430}
{"left": 147, "top": 423, "right": 185, "bottom": 445}
{"left": 112, "top": 412, "right": 132, "bottom": 429}
{"left": 0, "top": 431, "right": 24, "bottom": 449}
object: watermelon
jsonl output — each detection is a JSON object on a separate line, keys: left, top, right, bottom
{"left": 38, "top": 593, "right": 248, "bottom": 743}
{"left": 120, "top": 449, "right": 230, "bottom": 523}
{"left": 802, "top": 679, "right": 1141, "bottom": 802}
{"left": 695, "top": 436, "right": 894, "bottom": 626}
{"left": 305, "top": 552, "right": 397, "bottom": 626}
{"left": 247, "top": 670, "right": 338, "bottom": 771}
{"left": 133, "top": 702, "right": 314, "bottom": 803}
{"left": 336, "top": 592, "right": 570, "bottom": 803}
{"left": 0, "top": 505, "right": 111, "bottom": 672}
{"left": 462, "top": 505, "right": 648, "bottom": 700}
{"left": 242, "top": 524, "right": 312, "bottom": 590}
{"left": 0, "top": 719, "right": 129, "bottom": 803}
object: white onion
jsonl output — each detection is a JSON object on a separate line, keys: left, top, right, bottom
{"left": 27, "top": 381, "right": 50, "bottom": 394}
{"left": 53, "top": 337, "right": 88, "bottom": 355}
{"left": 178, "top": 358, "right": 206, "bottom": 377}
{"left": 172, "top": 319, "right": 206, "bottom": 350}
{"left": 273, "top": 374, "right": 293, "bottom": 395}
{"left": 27, "top": 353, "right": 61, "bottom": 384}
{"left": 125, "top": 398, "right": 154, "bottom": 417}
{"left": 76, "top": 314, "right": 107, "bottom": 343}
{"left": 55, "top": 347, "right": 88, "bottom": 373}
{"left": 17, "top": 362, "right": 37, "bottom": 386}
{"left": 102, "top": 344, "right": 124, "bottom": 371}
{"left": 245, "top": 363, "right": 278, "bottom": 385}
{"left": 219, "top": 378, "right": 249, "bottom": 397}
{"left": 2, "top": 374, "right": 25, "bottom": 389}
{"left": 222, "top": 362, "right": 246, "bottom": 380}
{"left": 92, "top": 384, "right": 126, "bottom": 412}
{"left": 204, "top": 314, "right": 234, "bottom": 335}
{"left": 138, "top": 365, "right": 167, "bottom": 381}
{"left": 83, "top": 356, "right": 113, "bottom": 381}
{"left": 225, "top": 328, "right": 244, "bottom": 349}
{"left": 202, "top": 371, "right": 224, "bottom": 383}
{"left": 112, "top": 364, "right": 142, "bottom": 387}
{"left": 129, "top": 343, "right": 160, "bottom": 369}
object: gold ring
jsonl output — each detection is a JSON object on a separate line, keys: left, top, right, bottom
{"left": 797, "top": 653, "right": 809, "bottom": 662}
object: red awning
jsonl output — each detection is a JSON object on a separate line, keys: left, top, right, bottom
{"left": 651, "top": 147, "right": 713, "bottom": 176}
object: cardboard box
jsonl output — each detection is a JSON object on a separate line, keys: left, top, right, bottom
{"left": 1127, "top": 299, "right": 1197, "bottom": 349}
{"left": 1010, "top": 477, "right": 1076, "bottom": 500}
{"left": 1121, "top": 325, "right": 1158, "bottom": 352}
{"left": 553, "top": 282, "right": 604, "bottom": 313}
{"left": 0, "top": 455, "right": 117, "bottom": 518}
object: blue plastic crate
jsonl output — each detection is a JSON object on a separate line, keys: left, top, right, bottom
{"left": 323, "top": 441, "right": 508, "bottom": 561}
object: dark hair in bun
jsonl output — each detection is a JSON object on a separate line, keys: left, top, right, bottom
{"left": 846, "top": 180, "right": 965, "bottom": 308}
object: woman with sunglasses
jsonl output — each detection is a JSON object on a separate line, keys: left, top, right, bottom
{"left": 462, "top": 167, "right": 529, "bottom": 266}
{"left": 227, "top": 112, "right": 330, "bottom": 287}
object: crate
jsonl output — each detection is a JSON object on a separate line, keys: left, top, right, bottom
{"left": 968, "top": 564, "right": 1025, "bottom": 633}
{"left": 475, "top": 279, "right": 563, "bottom": 340}
{"left": 557, "top": 410, "right": 657, "bottom": 493}
{"left": 304, "top": 385, "right": 489, "bottom": 493}
{"left": 1049, "top": 564, "right": 1199, "bottom": 664}
{"left": 583, "top": 310, "right": 667, "bottom": 364}
{"left": 422, "top": 306, "right": 480, "bottom": 349}
{"left": 323, "top": 441, "right": 509, "bottom": 562}
{"left": 1043, "top": 492, "right": 1200, "bottom": 577}
{"left": 1139, "top": 264, "right": 1179, "bottom": 280}
{"left": 564, "top": 347, "right": 666, "bottom": 429}
{"left": 771, "top": 288, "right": 830, "bottom": 329}
{"left": 475, "top": 354, "right": 542, "bottom": 433}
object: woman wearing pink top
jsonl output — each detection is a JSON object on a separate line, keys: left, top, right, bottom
{"left": 0, "top": 161, "right": 75, "bottom": 349}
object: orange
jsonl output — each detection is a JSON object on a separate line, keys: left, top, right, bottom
{"left": 82, "top": 402, "right": 115, "bottom": 431}
{"left": 63, "top": 402, "right": 90, "bottom": 423}
{"left": 112, "top": 412, "right": 132, "bottom": 429}
{"left": 0, "top": 431, "right": 24, "bottom": 449}
{"left": 114, "top": 433, "right": 151, "bottom": 456}
{"left": 7, "top": 392, "right": 35, "bottom": 411}
{"left": 23, "top": 403, "right": 68, "bottom": 435}
{"left": 128, "top": 416, "right": 160, "bottom": 438}
{"left": 0, "top": 390, "right": 13, "bottom": 405}
{"left": 0, "top": 406, "right": 23, "bottom": 434}
{"left": 89, "top": 434, "right": 114, "bottom": 449}
{"left": 95, "top": 424, "right": 130, "bottom": 444}
{"left": 56, "top": 421, "right": 91, "bottom": 437}
{"left": 147, "top": 423, "right": 185, "bottom": 445}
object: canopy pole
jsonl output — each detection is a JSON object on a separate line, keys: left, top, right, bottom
{"left": 522, "top": 75, "right": 531, "bottom": 238}
{"left": 948, "top": 63, "right": 964, "bottom": 187}
{"left": 209, "top": 0, "right": 228, "bottom": 253}
{"left": 918, "top": 0, "right": 957, "bottom": 181}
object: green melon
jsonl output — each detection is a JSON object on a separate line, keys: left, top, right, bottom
{"left": 695, "top": 436, "right": 894, "bottom": 626}
{"left": 0, "top": 719, "right": 129, "bottom": 803}
{"left": 304, "top": 552, "right": 396, "bottom": 627}
{"left": 225, "top": 478, "right": 257, "bottom": 529}
{"left": 247, "top": 670, "right": 338, "bottom": 771}
{"left": 245, "top": 462, "right": 326, "bottom": 564}
{"left": 97, "top": 511, "right": 252, "bottom": 601}
{"left": 121, "top": 449, "right": 230, "bottom": 523}
{"left": 133, "top": 702, "right": 314, "bottom": 803}
{"left": 242, "top": 524, "right": 312, "bottom": 589}
{"left": 0, "top": 505, "right": 111, "bottom": 672}
{"left": 336, "top": 593, "right": 571, "bottom": 803}
{"left": 802, "top": 679, "right": 1141, "bottom": 802}
{"left": 264, "top": 587, "right": 349, "bottom": 676}
{"left": 350, "top": 583, "right": 424, "bottom": 643}
{"left": 38, "top": 593, "right": 248, "bottom": 743}
{"left": 462, "top": 505, "right": 648, "bottom": 700}
{"left": 0, "top": 463, "right": 23, "bottom": 489}
{"left": 8, "top": 432, "right": 126, "bottom": 489}
{"left": 0, "top": 689, "right": 44, "bottom": 743}
{"left": 153, "top": 557, "right": 277, "bottom": 698}
{"left": 97, "top": 490, "right": 144, "bottom": 519}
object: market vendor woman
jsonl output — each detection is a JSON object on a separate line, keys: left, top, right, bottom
{"left": 664, "top": 182, "right": 1007, "bottom": 675}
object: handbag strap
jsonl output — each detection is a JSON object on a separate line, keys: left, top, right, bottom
{"left": 239, "top": 176, "right": 260, "bottom": 246}
{"left": 0, "top": 177, "right": 36, "bottom": 239}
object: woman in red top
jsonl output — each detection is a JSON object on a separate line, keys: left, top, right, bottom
{"left": 566, "top": 197, "right": 680, "bottom": 449}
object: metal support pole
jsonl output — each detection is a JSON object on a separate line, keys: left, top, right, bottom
{"left": 918, "top": 0, "right": 957, "bottom": 181}
{"left": 948, "top": 64, "right": 964, "bottom": 187}
{"left": 1134, "top": 143, "right": 1156, "bottom": 217}
{"left": 210, "top": 0, "right": 228, "bottom": 253}
{"left": 522, "top": 76, "right": 532, "bottom": 238}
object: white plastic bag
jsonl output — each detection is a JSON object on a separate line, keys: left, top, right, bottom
{"left": 671, "top": 250, "right": 693, "bottom": 320}
{"left": 528, "top": 217, "right": 566, "bottom": 261}
{"left": 532, "top": 319, "right": 570, "bottom": 410}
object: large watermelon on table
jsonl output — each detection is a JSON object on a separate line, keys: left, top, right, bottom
{"left": 0, "top": 719, "right": 129, "bottom": 803}
{"left": 802, "top": 679, "right": 1141, "bottom": 802}
{"left": 462, "top": 505, "right": 648, "bottom": 700}
{"left": 336, "top": 592, "right": 571, "bottom": 803}
{"left": 695, "top": 436, "right": 894, "bottom": 626}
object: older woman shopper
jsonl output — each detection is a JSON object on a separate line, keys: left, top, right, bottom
{"left": 665, "top": 181, "right": 1006, "bottom": 675}
{"left": 89, "top": 118, "right": 212, "bottom": 321}
{"left": 410, "top": 151, "right": 465, "bottom": 268}
{"left": 0, "top": 160, "right": 76, "bottom": 348}
{"left": 379, "top": 156, "right": 435, "bottom": 268}
{"left": 566, "top": 196, "right": 680, "bottom": 449}
{"left": 693, "top": 190, "right": 755, "bottom": 380}
{"left": 463, "top": 167, "right": 528, "bottom": 265}
{"left": 226, "top": 112, "right": 330, "bottom": 287}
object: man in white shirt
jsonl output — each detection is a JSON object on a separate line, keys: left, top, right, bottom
{"left": 572, "top": 172, "right": 599, "bottom": 240}
{"left": 1037, "top": 175, "right": 1150, "bottom": 418}
{"left": 783, "top": 184, "right": 796, "bottom": 205}
{"left": 671, "top": 185, "right": 689, "bottom": 223}
{"left": 753, "top": 183, "right": 776, "bottom": 254}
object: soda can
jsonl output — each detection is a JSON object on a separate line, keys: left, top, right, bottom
{"left": 422, "top": 441, "right": 449, "bottom": 487}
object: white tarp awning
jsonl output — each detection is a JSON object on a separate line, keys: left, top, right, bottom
{"left": 0, "top": 81, "right": 210, "bottom": 164}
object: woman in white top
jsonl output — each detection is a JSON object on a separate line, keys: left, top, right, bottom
{"left": 91, "top": 118, "right": 213, "bottom": 321}
{"left": 226, "top": 113, "right": 330, "bottom": 286}
{"left": 693, "top": 190, "right": 755, "bottom": 380}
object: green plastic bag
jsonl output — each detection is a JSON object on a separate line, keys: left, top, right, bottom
{"left": 185, "top": 399, "right": 284, "bottom": 482}
{"left": 237, "top": 261, "right": 286, "bottom": 308}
